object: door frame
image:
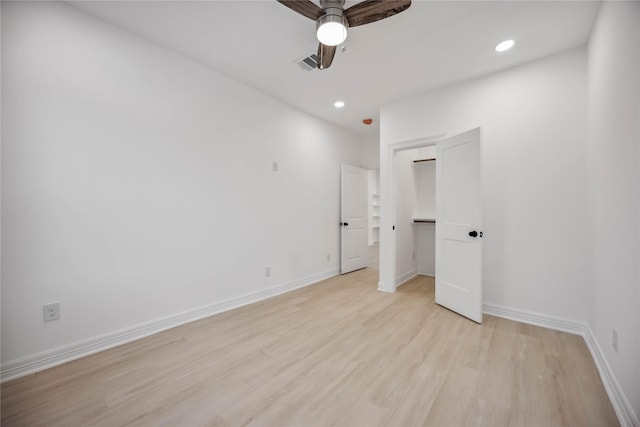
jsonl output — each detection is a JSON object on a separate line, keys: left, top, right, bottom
{"left": 378, "top": 134, "right": 445, "bottom": 293}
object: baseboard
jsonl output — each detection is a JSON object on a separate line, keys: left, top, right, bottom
{"left": 377, "top": 281, "right": 394, "bottom": 293}
{"left": 583, "top": 327, "right": 640, "bottom": 427}
{"left": 1, "top": 267, "right": 340, "bottom": 383}
{"left": 417, "top": 268, "right": 435, "bottom": 277}
{"left": 483, "top": 303, "right": 638, "bottom": 427}
{"left": 482, "top": 302, "right": 587, "bottom": 335}
{"left": 377, "top": 269, "right": 417, "bottom": 293}
{"left": 395, "top": 269, "right": 417, "bottom": 288}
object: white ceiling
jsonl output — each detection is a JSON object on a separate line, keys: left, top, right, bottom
{"left": 69, "top": 0, "right": 600, "bottom": 136}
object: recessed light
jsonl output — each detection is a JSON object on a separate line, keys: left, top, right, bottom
{"left": 495, "top": 39, "right": 515, "bottom": 52}
{"left": 334, "top": 101, "right": 345, "bottom": 108}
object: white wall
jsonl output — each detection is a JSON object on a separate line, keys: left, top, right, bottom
{"left": 588, "top": 1, "right": 640, "bottom": 422}
{"left": 361, "top": 133, "right": 380, "bottom": 169}
{"left": 413, "top": 151, "right": 436, "bottom": 219}
{"left": 380, "top": 47, "right": 590, "bottom": 322}
{"left": 0, "top": 2, "right": 363, "bottom": 366}
{"left": 416, "top": 224, "right": 435, "bottom": 277}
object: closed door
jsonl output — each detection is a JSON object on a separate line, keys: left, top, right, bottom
{"left": 435, "top": 128, "right": 483, "bottom": 323}
{"left": 341, "top": 164, "right": 368, "bottom": 274}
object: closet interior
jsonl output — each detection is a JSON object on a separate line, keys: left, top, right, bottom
{"left": 395, "top": 145, "right": 436, "bottom": 281}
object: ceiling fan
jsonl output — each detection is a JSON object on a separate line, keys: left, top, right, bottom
{"left": 277, "top": 0, "right": 411, "bottom": 70}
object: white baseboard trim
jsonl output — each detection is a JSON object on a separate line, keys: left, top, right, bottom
{"left": 482, "top": 303, "right": 587, "bottom": 335}
{"left": 583, "top": 326, "right": 640, "bottom": 427}
{"left": 417, "top": 268, "right": 435, "bottom": 277}
{"left": 1, "top": 267, "right": 340, "bottom": 383}
{"left": 378, "top": 270, "right": 422, "bottom": 293}
{"left": 483, "top": 303, "right": 639, "bottom": 427}
{"left": 396, "top": 269, "right": 417, "bottom": 288}
{"left": 377, "top": 285, "right": 394, "bottom": 293}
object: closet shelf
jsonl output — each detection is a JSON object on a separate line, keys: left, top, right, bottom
{"left": 413, "top": 158, "right": 436, "bottom": 163}
{"left": 413, "top": 218, "right": 435, "bottom": 223}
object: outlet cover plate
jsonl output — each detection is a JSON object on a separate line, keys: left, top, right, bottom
{"left": 43, "top": 302, "right": 60, "bottom": 322}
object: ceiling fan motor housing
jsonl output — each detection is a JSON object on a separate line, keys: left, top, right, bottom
{"left": 320, "top": 0, "right": 345, "bottom": 9}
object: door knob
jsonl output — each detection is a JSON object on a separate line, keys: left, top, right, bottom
{"left": 341, "top": 222, "right": 349, "bottom": 227}
{"left": 469, "top": 230, "right": 478, "bottom": 237}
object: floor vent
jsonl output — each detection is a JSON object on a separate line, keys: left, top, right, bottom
{"left": 296, "top": 54, "right": 319, "bottom": 71}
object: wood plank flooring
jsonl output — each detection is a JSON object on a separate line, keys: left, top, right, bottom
{"left": 1, "top": 267, "right": 618, "bottom": 426}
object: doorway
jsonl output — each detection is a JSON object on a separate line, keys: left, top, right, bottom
{"left": 379, "top": 129, "right": 484, "bottom": 323}
{"left": 378, "top": 134, "right": 442, "bottom": 293}
{"left": 340, "top": 164, "right": 369, "bottom": 274}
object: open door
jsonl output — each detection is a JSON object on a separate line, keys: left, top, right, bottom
{"left": 341, "top": 164, "right": 368, "bottom": 274}
{"left": 435, "top": 128, "right": 483, "bottom": 323}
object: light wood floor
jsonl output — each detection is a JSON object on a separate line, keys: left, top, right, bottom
{"left": 1, "top": 268, "right": 618, "bottom": 426}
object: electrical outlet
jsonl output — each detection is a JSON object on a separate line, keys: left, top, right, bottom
{"left": 265, "top": 267, "right": 271, "bottom": 278}
{"left": 272, "top": 161, "right": 278, "bottom": 172}
{"left": 43, "top": 302, "right": 60, "bottom": 322}
{"left": 612, "top": 328, "right": 618, "bottom": 352}
{"left": 327, "top": 253, "right": 331, "bottom": 262}
{"left": 412, "top": 251, "right": 416, "bottom": 261}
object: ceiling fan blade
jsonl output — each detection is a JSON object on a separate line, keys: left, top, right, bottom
{"left": 277, "top": 0, "right": 325, "bottom": 21}
{"left": 344, "top": 0, "right": 411, "bottom": 28}
{"left": 317, "top": 43, "right": 336, "bottom": 70}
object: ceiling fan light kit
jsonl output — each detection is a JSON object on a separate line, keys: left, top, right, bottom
{"left": 316, "top": 8, "right": 348, "bottom": 46}
{"left": 278, "top": 0, "right": 411, "bottom": 69}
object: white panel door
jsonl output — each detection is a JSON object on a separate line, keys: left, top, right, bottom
{"left": 435, "top": 128, "right": 483, "bottom": 323}
{"left": 341, "top": 164, "right": 368, "bottom": 274}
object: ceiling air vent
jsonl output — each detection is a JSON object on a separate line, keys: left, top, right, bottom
{"left": 296, "top": 54, "right": 319, "bottom": 71}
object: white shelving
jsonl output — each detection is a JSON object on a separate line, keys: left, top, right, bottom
{"left": 371, "top": 193, "right": 380, "bottom": 240}
{"left": 368, "top": 171, "right": 380, "bottom": 245}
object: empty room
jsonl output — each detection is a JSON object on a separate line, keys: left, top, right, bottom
{"left": 1, "top": 1, "right": 639, "bottom": 426}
